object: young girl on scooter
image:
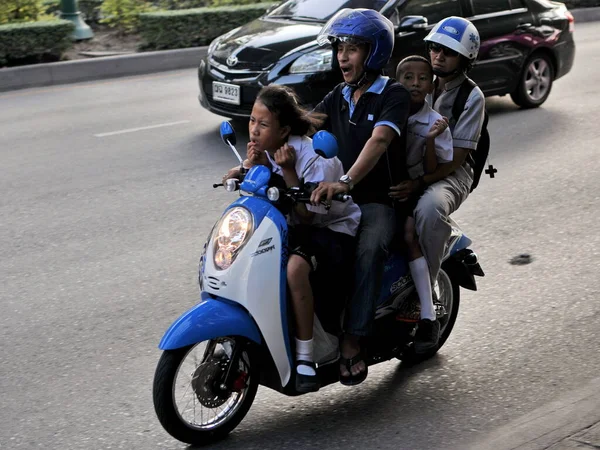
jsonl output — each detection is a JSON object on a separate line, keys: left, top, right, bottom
{"left": 241, "top": 85, "right": 362, "bottom": 393}
{"left": 390, "top": 55, "right": 453, "bottom": 353}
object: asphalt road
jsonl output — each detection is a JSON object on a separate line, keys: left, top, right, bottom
{"left": 1, "top": 22, "right": 598, "bottom": 450}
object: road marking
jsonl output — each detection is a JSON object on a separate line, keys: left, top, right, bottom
{"left": 94, "top": 120, "right": 190, "bottom": 137}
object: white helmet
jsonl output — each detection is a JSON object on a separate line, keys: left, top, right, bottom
{"left": 424, "top": 16, "right": 480, "bottom": 60}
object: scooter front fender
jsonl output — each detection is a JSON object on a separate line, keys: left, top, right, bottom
{"left": 159, "top": 294, "right": 262, "bottom": 350}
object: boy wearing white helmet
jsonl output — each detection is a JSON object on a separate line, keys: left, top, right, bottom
{"left": 391, "top": 16, "right": 486, "bottom": 300}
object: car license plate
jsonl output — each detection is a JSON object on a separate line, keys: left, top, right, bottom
{"left": 212, "top": 82, "right": 240, "bottom": 105}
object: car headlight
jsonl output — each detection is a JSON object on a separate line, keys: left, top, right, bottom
{"left": 289, "top": 48, "right": 333, "bottom": 74}
{"left": 213, "top": 207, "right": 253, "bottom": 270}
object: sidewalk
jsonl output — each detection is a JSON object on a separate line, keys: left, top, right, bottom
{"left": 468, "top": 377, "right": 600, "bottom": 450}
{"left": 1, "top": 7, "right": 599, "bottom": 93}
{"left": 0, "top": 46, "right": 207, "bottom": 92}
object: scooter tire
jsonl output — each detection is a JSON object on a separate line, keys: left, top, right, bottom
{"left": 402, "top": 270, "right": 461, "bottom": 364}
{"left": 153, "top": 339, "right": 258, "bottom": 446}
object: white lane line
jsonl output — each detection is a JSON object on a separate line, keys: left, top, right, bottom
{"left": 94, "top": 120, "right": 190, "bottom": 137}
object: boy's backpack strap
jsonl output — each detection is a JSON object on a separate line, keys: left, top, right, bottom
{"left": 451, "top": 78, "right": 490, "bottom": 192}
{"left": 451, "top": 78, "right": 476, "bottom": 127}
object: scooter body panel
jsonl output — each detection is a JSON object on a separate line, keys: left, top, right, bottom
{"left": 158, "top": 294, "right": 262, "bottom": 350}
{"left": 202, "top": 196, "right": 293, "bottom": 388}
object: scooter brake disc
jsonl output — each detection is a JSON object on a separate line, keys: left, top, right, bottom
{"left": 191, "top": 358, "right": 230, "bottom": 408}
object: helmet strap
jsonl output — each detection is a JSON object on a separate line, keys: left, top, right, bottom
{"left": 432, "top": 66, "right": 464, "bottom": 78}
{"left": 345, "top": 69, "right": 379, "bottom": 91}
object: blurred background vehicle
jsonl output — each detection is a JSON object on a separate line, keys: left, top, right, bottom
{"left": 198, "top": 0, "right": 575, "bottom": 120}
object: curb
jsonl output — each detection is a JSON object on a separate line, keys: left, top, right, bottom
{"left": 0, "top": 46, "right": 207, "bottom": 92}
{"left": 0, "top": 7, "right": 598, "bottom": 93}
{"left": 466, "top": 377, "right": 600, "bottom": 450}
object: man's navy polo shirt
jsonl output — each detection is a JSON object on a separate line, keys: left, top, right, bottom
{"left": 314, "top": 76, "right": 410, "bottom": 205}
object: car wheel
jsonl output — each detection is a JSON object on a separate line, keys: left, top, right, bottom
{"left": 511, "top": 53, "right": 554, "bottom": 108}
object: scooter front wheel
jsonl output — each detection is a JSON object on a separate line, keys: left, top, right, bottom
{"left": 153, "top": 337, "right": 258, "bottom": 445}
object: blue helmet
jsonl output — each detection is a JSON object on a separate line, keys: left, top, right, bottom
{"left": 317, "top": 8, "right": 394, "bottom": 71}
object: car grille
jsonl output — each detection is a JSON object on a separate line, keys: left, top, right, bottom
{"left": 212, "top": 58, "right": 267, "bottom": 72}
{"left": 203, "top": 63, "right": 264, "bottom": 115}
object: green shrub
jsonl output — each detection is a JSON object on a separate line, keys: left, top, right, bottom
{"left": 0, "top": 19, "right": 74, "bottom": 66}
{"left": 154, "top": 0, "right": 209, "bottom": 10}
{"left": 0, "top": 0, "right": 46, "bottom": 24}
{"left": 34, "top": 0, "right": 105, "bottom": 24}
{"left": 138, "top": 2, "right": 275, "bottom": 49}
{"left": 101, "top": 0, "right": 153, "bottom": 33}
{"left": 80, "top": 0, "right": 104, "bottom": 23}
{"left": 152, "top": 0, "right": 268, "bottom": 9}
{"left": 41, "top": 0, "right": 60, "bottom": 16}
{"left": 209, "top": 0, "right": 269, "bottom": 5}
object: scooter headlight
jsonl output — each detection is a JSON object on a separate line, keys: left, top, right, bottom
{"left": 213, "top": 207, "right": 253, "bottom": 270}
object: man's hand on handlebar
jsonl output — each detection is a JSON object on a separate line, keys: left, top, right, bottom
{"left": 310, "top": 181, "right": 350, "bottom": 206}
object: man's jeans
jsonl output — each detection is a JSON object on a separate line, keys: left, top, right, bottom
{"left": 345, "top": 203, "right": 396, "bottom": 337}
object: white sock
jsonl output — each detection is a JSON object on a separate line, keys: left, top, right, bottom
{"left": 409, "top": 257, "right": 436, "bottom": 321}
{"left": 295, "top": 338, "right": 316, "bottom": 376}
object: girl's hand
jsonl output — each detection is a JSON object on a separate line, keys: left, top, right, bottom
{"left": 222, "top": 167, "right": 241, "bottom": 184}
{"left": 247, "top": 141, "right": 270, "bottom": 167}
{"left": 426, "top": 117, "right": 449, "bottom": 139}
{"left": 274, "top": 143, "right": 296, "bottom": 171}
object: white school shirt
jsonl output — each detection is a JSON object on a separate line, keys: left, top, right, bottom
{"left": 406, "top": 102, "right": 454, "bottom": 180}
{"left": 265, "top": 135, "right": 361, "bottom": 237}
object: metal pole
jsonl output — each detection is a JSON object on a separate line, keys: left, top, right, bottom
{"left": 60, "top": 0, "right": 94, "bottom": 41}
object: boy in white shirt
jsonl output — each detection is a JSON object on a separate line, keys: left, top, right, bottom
{"left": 390, "top": 55, "right": 453, "bottom": 353}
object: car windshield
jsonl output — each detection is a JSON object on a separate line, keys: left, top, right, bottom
{"left": 266, "top": 0, "right": 389, "bottom": 22}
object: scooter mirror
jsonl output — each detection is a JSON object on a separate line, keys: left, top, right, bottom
{"left": 220, "top": 121, "right": 237, "bottom": 146}
{"left": 312, "top": 131, "right": 338, "bottom": 159}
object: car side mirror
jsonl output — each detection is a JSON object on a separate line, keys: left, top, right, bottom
{"left": 395, "top": 15, "right": 428, "bottom": 33}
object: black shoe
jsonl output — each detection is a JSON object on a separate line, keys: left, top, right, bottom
{"left": 295, "top": 360, "right": 320, "bottom": 393}
{"left": 414, "top": 319, "right": 441, "bottom": 354}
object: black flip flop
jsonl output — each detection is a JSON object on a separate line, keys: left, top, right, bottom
{"left": 339, "top": 353, "right": 368, "bottom": 386}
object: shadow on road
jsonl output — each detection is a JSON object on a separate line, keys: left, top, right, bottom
{"left": 186, "top": 355, "right": 448, "bottom": 450}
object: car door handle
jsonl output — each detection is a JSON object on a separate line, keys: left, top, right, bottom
{"left": 516, "top": 22, "right": 532, "bottom": 30}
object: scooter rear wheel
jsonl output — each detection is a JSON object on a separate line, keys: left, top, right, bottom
{"left": 403, "top": 267, "right": 460, "bottom": 363}
{"left": 153, "top": 337, "right": 258, "bottom": 445}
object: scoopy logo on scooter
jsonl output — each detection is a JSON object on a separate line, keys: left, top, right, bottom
{"left": 251, "top": 245, "right": 276, "bottom": 257}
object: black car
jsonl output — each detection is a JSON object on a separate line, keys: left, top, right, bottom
{"left": 198, "top": 0, "right": 575, "bottom": 119}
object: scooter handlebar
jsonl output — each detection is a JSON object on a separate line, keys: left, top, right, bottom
{"left": 332, "top": 193, "right": 351, "bottom": 202}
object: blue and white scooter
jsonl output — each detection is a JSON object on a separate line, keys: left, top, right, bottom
{"left": 152, "top": 122, "right": 485, "bottom": 446}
